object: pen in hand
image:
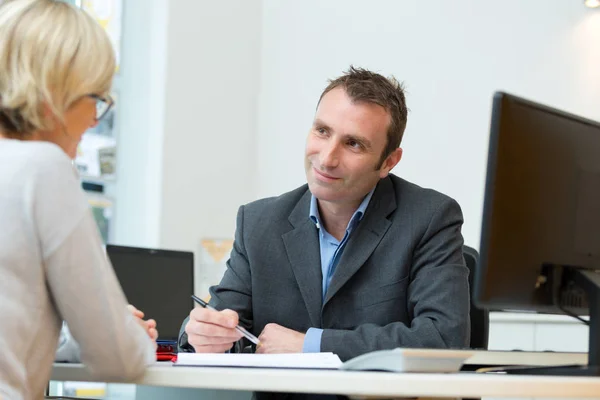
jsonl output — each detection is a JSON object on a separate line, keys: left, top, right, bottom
{"left": 191, "top": 295, "right": 261, "bottom": 346}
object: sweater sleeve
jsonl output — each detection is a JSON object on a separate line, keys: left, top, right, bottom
{"left": 45, "top": 211, "right": 155, "bottom": 380}
{"left": 30, "top": 147, "right": 155, "bottom": 380}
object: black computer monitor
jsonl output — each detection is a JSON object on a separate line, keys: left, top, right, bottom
{"left": 474, "top": 91, "right": 600, "bottom": 376}
{"left": 106, "top": 245, "right": 194, "bottom": 342}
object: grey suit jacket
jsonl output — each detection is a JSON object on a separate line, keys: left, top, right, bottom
{"left": 179, "top": 174, "right": 470, "bottom": 363}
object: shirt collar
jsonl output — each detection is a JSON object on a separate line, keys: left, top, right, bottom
{"left": 309, "top": 187, "right": 376, "bottom": 233}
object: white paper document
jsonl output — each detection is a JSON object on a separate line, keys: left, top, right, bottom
{"left": 175, "top": 352, "right": 343, "bottom": 369}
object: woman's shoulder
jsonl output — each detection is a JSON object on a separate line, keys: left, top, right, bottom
{"left": 2, "top": 139, "right": 75, "bottom": 178}
{"left": 0, "top": 140, "right": 82, "bottom": 210}
{"left": 2, "top": 137, "right": 70, "bottom": 160}
{"left": 23, "top": 140, "right": 71, "bottom": 165}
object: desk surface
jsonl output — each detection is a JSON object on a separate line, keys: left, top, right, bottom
{"left": 52, "top": 362, "right": 600, "bottom": 398}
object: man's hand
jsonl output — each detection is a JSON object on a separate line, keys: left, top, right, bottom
{"left": 255, "top": 323, "right": 305, "bottom": 354}
{"left": 185, "top": 306, "right": 243, "bottom": 353}
{"left": 127, "top": 305, "right": 159, "bottom": 350}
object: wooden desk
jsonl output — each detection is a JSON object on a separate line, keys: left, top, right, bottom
{"left": 51, "top": 360, "right": 600, "bottom": 399}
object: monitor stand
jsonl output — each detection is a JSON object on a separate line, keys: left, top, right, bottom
{"left": 506, "top": 269, "right": 600, "bottom": 376}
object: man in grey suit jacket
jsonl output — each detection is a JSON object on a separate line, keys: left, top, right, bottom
{"left": 179, "top": 66, "right": 469, "bottom": 396}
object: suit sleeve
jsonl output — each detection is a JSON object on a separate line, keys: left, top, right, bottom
{"left": 178, "top": 205, "right": 254, "bottom": 353}
{"left": 320, "top": 198, "right": 470, "bottom": 361}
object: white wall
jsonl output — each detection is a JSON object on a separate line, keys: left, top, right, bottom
{"left": 158, "top": 0, "right": 262, "bottom": 293}
{"left": 159, "top": 0, "right": 261, "bottom": 248}
{"left": 113, "top": 0, "right": 261, "bottom": 294}
{"left": 113, "top": 0, "right": 169, "bottom": 248}
{"left": 116, "top": 0, "right": 261, "bottom": 251}
{"left": 257, "top": 0, "right": 600, "bottom": 249}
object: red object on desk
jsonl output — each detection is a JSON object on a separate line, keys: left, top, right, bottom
{"left": 157, "top": 342, "right": 176, "bottom": 353}
{"left": 156, "top": 353, "right": 175, "bottom": 361}
{"left": 156, "top": 340, "right": 177, "bottom": 362}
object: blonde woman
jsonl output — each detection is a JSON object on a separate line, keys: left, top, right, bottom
{"left": 0, "top": 0, "right": 157, "bottom": 398}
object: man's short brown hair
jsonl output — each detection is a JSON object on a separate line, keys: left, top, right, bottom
{"left": 318, "top": 66, "right": 408, "bottom": 168}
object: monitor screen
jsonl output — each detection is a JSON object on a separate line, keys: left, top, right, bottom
{"left": 106, "top": 245, "right": 194, "bottom": 341}
{"left": 475, "top": 91, "right": 600, "bottom": 314}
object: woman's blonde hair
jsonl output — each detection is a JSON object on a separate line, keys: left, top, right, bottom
{"left": 0, "top": 0, "right": 116, "bottom": 137}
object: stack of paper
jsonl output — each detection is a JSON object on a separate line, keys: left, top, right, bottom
{"left": 175, "top": 352, "right": 342, "bottom": 369}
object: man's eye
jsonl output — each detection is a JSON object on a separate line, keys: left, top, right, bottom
{"left": 348, "top": 140, "right": 361, "bottom": 149}
{"left": 317, "top": 128, "right": 327, "bottom": 135}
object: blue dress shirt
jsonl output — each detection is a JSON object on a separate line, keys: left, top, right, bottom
{"left": 302, "top": 188, "right": 375, "bottom": 353}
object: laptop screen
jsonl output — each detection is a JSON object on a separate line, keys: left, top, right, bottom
{"left": 106, "top": 245, "right": 194, "bottom": 341}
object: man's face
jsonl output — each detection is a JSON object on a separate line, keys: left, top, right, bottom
{"left": 304, "top": 87, "right": 402, "bottom": 206}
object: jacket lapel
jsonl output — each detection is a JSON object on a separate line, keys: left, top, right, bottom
{"left": 323, "top": 177, "right": 397, "bottom": 306}
{"left": 282, "top": 189, "right": 323, "bottom": 327}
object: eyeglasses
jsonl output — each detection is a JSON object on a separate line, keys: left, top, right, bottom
{"left": 88, "top": 94, "right": 114, "bottom": 121}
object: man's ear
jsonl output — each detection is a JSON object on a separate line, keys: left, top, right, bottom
{"left": 379, "top": 148, "right": 403, "bottom": 178}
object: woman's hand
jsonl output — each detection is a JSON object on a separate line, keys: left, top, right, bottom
{"left": 127, "top": 304, "right": 159, "bottom": 350}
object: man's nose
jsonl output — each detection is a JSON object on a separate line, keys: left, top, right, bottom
{"left": 319, "top": 141, "right": 340, "bottom": 169}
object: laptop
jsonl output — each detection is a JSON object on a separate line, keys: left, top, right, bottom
{"left": 106, "top": 245, "right": 194, "bottom": 342}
